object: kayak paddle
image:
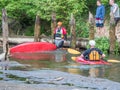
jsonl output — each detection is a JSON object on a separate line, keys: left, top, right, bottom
{"left": 71, "top": 56, "right": 77, "bottom": 61}
{"left": 67, "top": 48, "right": 80, "bottom": 54}
{"left": 107, "top": 60, "right": 120, "bottom": 63}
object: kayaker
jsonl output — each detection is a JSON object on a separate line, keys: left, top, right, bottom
{"left": 53, "top": 21, "right": 67, "bottom": 48}
{"left": 80, "top": 40, "right": 105, "bottom": 61}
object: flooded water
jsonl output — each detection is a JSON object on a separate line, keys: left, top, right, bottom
{"left": 6, "top": 50, "right": 120, "bottom": 83}
{"left": 0, "top": 48, "right": 120, "bottom": 90}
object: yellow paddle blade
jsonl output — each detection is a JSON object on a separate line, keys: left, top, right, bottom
{"left": 108, "top": 60, "right": 120, "bottom": 63}
{"left": 71, "top": 56, "right": 77, "bottom": 61}
{"left": 67, "top": 48, "right": 80, "bottom": 54}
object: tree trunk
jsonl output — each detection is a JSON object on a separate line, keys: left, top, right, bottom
{"left": 51, "top": 12, "right": 56, "bottom": 39}
{"left": 0, "top": 37, "right": 89, "bottom": 49}
{"left": 34, "top": 15, "right": 40, "bottom": 42}
{"left": 70, "top": 13, "right": 76, "bottom": 49}
{"left": 116, "top": 20, "right": 120, "bottom": 50}
{"left": 89, "top": 11, "right": 95, "bottom": 40}
{"left": 116, "top": 20, "right": 120, "bottom": 37}
{"left": 109, "top": 13, "right": 116, "bottom": 54}
{"left": 2, "top": 8, "right": 9, "bottom": 61}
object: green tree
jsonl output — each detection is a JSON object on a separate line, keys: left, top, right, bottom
{"left": 0, "top": 0, "right": 120, "bottom": 36}
{"left": 0, "top": 0, "right": 87, "bottom": 35}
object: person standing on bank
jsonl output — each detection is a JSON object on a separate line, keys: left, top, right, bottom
{"left": 54, "top": 21, "right": 67, "bottom": 48}
{"left": 95, "top": 0, "right": 105, "bottom": 37}
{"left": 109, "top": 0, "right": 120, "bottom": 25}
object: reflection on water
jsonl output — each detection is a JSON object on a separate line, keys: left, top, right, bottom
{"left": 0, "top": 49, "right": 120, "bottom": 83}
{"left": 10, "top": 49, "right": 67, "bottom": 62}
{"left": 89, "top": 67, "right": 105, "bottom": 78}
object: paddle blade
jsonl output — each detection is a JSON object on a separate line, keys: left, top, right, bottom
{"left": 108, "top": 60, "right": 120, "bottom": 63}
{"left": 67, "top": 48, "right": 80, "bottom": 54}
{"left": 71, "top": 56, "right": 77, "bottom": 61}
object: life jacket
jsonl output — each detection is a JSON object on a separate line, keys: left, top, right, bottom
{"left": 54, "top": 27, "right": 66, "bottom": 39}
{"left": 89, "top": 50, "right": 100, "bottom": 61}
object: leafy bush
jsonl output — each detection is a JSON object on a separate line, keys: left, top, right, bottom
{"left": 76, "top": 18, "right": 89, "bottom": 38}
{"left": 95, "top": 37, "right": 110, "bottom": 54}
{"left": 86, "top": 37, "right": 120, "bottom": 55}
{"left": 114, "top": 41, "right": 120, "bottom": 55}
{"left": 86, "top": 37, "right": 109, "bottom": 54}
{"left": 24, "top": 26, "right": 34, "bottom": 36}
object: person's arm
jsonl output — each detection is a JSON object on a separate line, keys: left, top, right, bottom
{"left": 110, "top": 4, "right": 118, "bottom": 16}
{"left": 101, "top": 5, "right": 105, "bottom": 19}
{"left": 53, "top": 34, "right": 55, "bottom": 39}
{"left": 62, "top": 27, "right": 67, "bottom": 40}
{"left": 64, "top": 34, "right": 67, "bottom": 40}
{"left": 101, "top": 53, "right": 105, "bottom": 58}
{"left": 113, "top": 4, "right": 118, "bottom": 14}
{"left": 95, "top": 7, "right": 99, "bottom": 18}
{"left": 80, "top": 50, "right": 88, "bottom": 58}
{"left": 97, "top": 48, "right": 105, "bottom": 58}
{"left": 80, "top": 54, "right": 84, "bottom": 58}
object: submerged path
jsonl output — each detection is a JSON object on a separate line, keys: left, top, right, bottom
{"left": 0, "top": 69, "right": 120, "bottom": 90}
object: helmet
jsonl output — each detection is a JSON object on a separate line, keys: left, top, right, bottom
{"left": 89, "top": 40, "right": 96, "bottom": 46}
{"left": 57, "top": 21, "right": 62, "bottom": 26}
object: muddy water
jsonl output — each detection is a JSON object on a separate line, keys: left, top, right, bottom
{"left": 8, "top": 50, "right": 120, "bottom": 83}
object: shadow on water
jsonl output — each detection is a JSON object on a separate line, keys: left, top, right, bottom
{"left": 0, "top": 49, "right": 120, "bottom": 84}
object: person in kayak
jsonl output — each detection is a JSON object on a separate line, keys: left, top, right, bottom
{"left": 54, "top": 21, "right": 67, "bottom": 48}
{"left": 80, "top": 40, "right": 105, "bottom": 61}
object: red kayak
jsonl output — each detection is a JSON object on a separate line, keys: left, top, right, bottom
{"left": 10, "top": 42, "right": 57, "bottom": 54}
{"left": 75, "top": 57, "right": 110, "bottom": 65}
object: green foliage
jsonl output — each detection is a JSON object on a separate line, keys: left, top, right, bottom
{"left": 86, "top": 37, "right": 109, "bottom": 54}
{"left": 24, "top": 26, "right": 34, "bottom": 36}
{"left": 0, "top": 0, "right": 88, "bottom": 36}
{"left": 95, "top": 37, "right": 110, "bottom": 54}
{"left": 0, "top": 0, "right": 120, "bottom": 37}
{"left": 114, "top": 41, "right": 120, "bottom": 55}
{"left": 87, "top": 37, "right": 120, "bottom": 55}
{"left": 87, "top": 38, "right": 109, "bottom": 59}
{"left": 76, "top": 18, "right": 89, "bottom": 38}
{"left": 86, "top": 0, "right": 108, "bottom": 14}
{"left": 0, "top": 0, "right": 87, "bottom": 21}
